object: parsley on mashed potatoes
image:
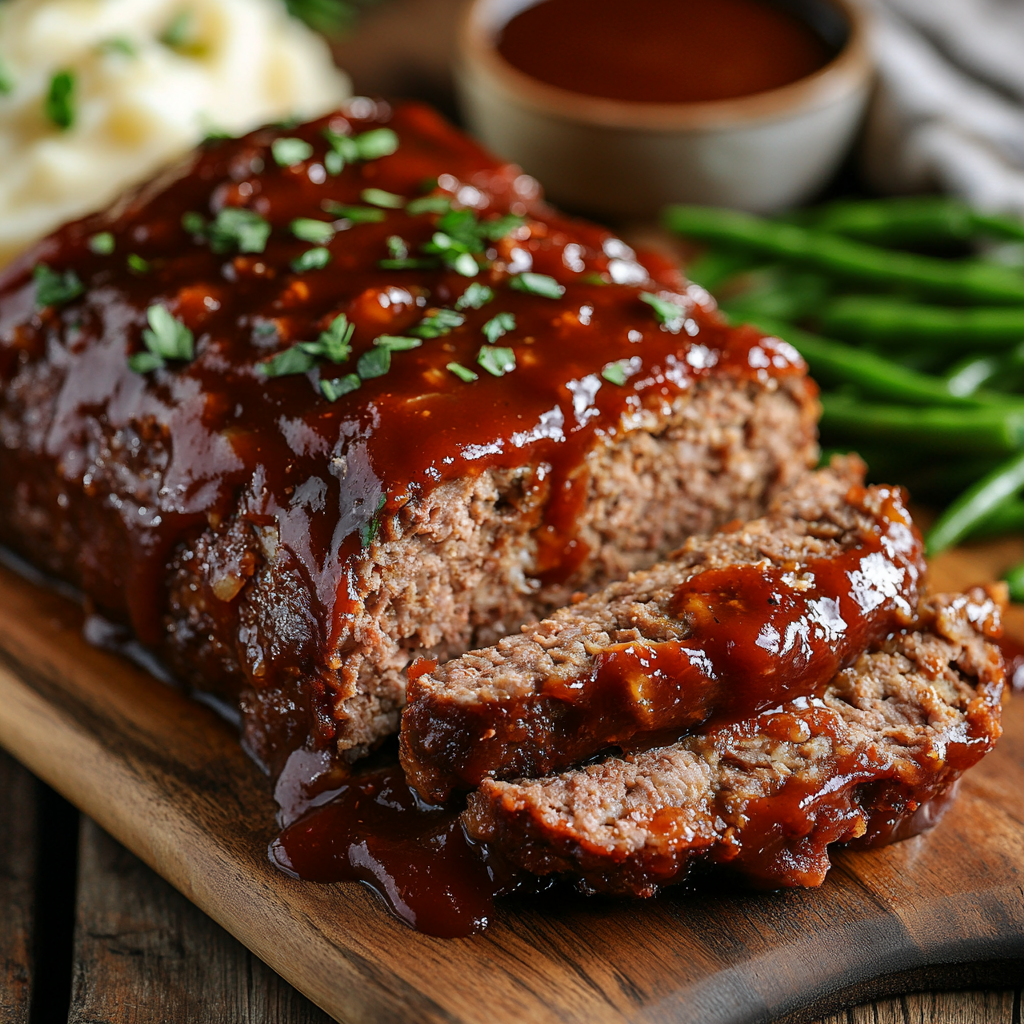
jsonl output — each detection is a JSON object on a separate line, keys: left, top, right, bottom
{"left": 0, "top": 0, "right": 351, "bottom": 267}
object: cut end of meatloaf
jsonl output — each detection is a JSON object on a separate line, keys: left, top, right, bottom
{"left": 400, "top": 456, "right": 925, "bottom": 803}
{"left": 0, "top": 100, "right": 818, "bottom": 777}
{"left": 461, "top": 587, "right": 1006, "bottom": 897}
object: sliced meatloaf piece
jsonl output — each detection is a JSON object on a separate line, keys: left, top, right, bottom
{"left": 400, "top": 457, "right": 925, "bottom": 803}
{"left": 0, "top": 99, "right": 818, "bottom": 773}
{"left": 463, "top": 588, "right": 1006, "bottom": 897}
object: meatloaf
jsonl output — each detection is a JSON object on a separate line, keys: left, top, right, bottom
{"left": 0, "top": 99, "right": 817, "bottom": 775}
{"left": 400, "top": 457, "right": 926, "bottom": 803}
{"left": 463, "top": 587, "right": 1006, "bottom": 896}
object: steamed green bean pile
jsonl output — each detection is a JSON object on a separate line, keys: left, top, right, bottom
{"left": 664, "top": 196, "right": 1024, "bottom": 598}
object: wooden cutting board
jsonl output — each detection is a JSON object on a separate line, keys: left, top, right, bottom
{"left": 0, "top": 540, "right": 1022, "bottom": 1024}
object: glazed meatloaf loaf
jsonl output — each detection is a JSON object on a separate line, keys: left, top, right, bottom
{"left": 0, "top": 99, "right": 817, "bottom": 773}
{"left": 464, "top": 586, "right": 1006, "bottom": 896}
{"left": 401, "top": 457, "right": 927, "bottom": 803}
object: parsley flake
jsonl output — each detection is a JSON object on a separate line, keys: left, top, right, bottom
{"left": 361, "top": 188, "right": 404, "bottom": 209}
{"left": 480, "top": 213, "right": 525, "bottom": 241}
{"left": 129, "top": 305, "right": 194, "bottom": 373}
{"left": 259, "top": 346, "right": 316, "bottom": 377}
{"left": 0, "top": 57, "right": 13, "bottom": 96}
{"left": 127, "top": 253, "right": 150, "bottom": 274}
{"left": 406, "top": 195, "right": 452, "bottom": 216}
{"left": 286, "top": 0, "right": 359, "bottom": 36}
{"left": 88, "top": 232, "right": 115, "bottom": 255}
{"left": 477, "top": 345, "right": 516, "bottom": 377}
{"left": 321, "top": 373, "right": 361, "bottom": 401}
{"left": 33, "top": 264, "right": 84, "bottom": 308}
{"left": 447, "top": 361, "right": 478, "bottom": 383}
{"left": 387, "top": 236, "right": 409, "bottom": 260}
{"left": 511, "top": 273, "right": 564, "bottom": 299}
{"left": 208, "top": 207, "right": 271, "bottom": 254}
{"left": 44, "top": 70, "right": 75, "bottom": 131}
{"left": 291, "top": 218, "right": 335, "bottom": 245}
{"left": 482, "top": 311, "right": 515, "bottom": 344}
{"left": 357, "top": 345, "right": 391, "bottom": 379}
{"left": 455, "top": 283, "right": 494, "bottom": 310}
{"left": 160, "top": 10, "right": 193, "bottom": 48}
{"left": 410, "top": 308, "right": 464, "bottom": 338}
{"left": 321, "top": 201, "right": 385, "bottom": 223}
{"left": 181, "top": 211, "right": 206, "bottom": 236}
{"left": 601, "top": 360, "right": 630, "bottom": 386}
{"left": 291, "top": 247, "right": 332, "bottom": 273}
{"left": 97, "top": 37, "right": 138, "bottom": 57}
{"left": 361, "top": 491, "right": 388, "bottom": 547}
{"left": 374, "top": 335, "right": 421, "bottom": 351}
{"left": 640, "top": 291, "right": 685, "bottom": 331}
{"left": 304, "top": 314, "right": 354, "bottom": 363}
{"left": 354, "top": 127, "right": 399, "bottom": 161}
{"left": 272, "top": 137, "right": 314, "bottom": 167}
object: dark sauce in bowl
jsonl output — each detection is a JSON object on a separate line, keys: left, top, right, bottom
{"left": 497, "top": 0, "right": 835, "bottom": 105}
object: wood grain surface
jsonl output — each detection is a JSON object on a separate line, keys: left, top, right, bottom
{"left": 0, "top": 540, "right": 1022, "bottom": 1024}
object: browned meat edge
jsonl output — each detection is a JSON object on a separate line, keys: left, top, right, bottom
{"left": 462, "top": 588, "right": 1006, "bottom": 897}
{"left": 400, "top": 456, "right": 925, "bottom": 803}
{"left": 0, "top": 370, "right": 817, "bottom": 771}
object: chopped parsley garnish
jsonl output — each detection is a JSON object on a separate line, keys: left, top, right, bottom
{"left": 479, "top": 213, "right": 525, "bottom": 241}
{"left": 189, "top": 207, "right": 273, "bottom": 254}
{"left": 353, "top": 128, "right": 399, "bottom": 161}
{"left": 260, "top": 345, "right": 316, "bottom": 378}
{"left": 272, "top": 137, "right": 314, "bottom": 167}
{"left": 361, "top": 188, "right": 405, "bottom": 209}
{"left": 447, "top": 361, "right": 478, "bottom": 383}
{"left": 181, "top": 211, "right": 206, "bottom": 235}
{"left": 258, "top": 315, "right": 354, "bottom": 378}
{"left": 97, "top": 37, "right": 138, "bottom": 57}
{"left": 321, "top": 201, "right": 385, "bottom": 223}
{"left": 640, "top": 291, "right": 685, "bottom": 331}
{"left": 129, "top": 305, "right": 194, "bottom": 373}
{"left": 357, "top": 345, "right": 391, "bottom": 379}
{"left": 291, "top": 218, "right": 335, "bottom": 245}
{"left": 291, "top": 247, "right": 332, "bottom": 273}
{"left": 406, "top": 195, "right": 452, "bottom": 216}
{"left": 321, "top": 373, "right": 361, "bottom": 401}
{"left": 482, "top": 311, "right": 515, "bottom": 344}
{"left": 127, "top": 253, "right": 150, "bottom": 274}
{"left": 88, "top": 232, "right": 115, "bottom": 255}
{"left": 0, "top": 57, "right": 14, "bottom": 96}
{"left": 511, "top": 273, "right": 564, "bottom": 299}
{"left": 455, "top": 283, "right": 494, "bottom": 310}
{"left": 322, "top": 127, "right": 399, "bottom": 175}
{"left": 386, "top": 236, "right": 409, "bottom": 260}
{"left": 477, "top": 344, "right": 516, "bottom": 377}
{"left": 601, "top": 360, "right": 630, "bottom": 386}
{"left": 44, "top": 71, "right": 75, "bottom": 131}
{"left": 410, "top": 308, "right": 465, "bottom": 338}
{"left": 379, "top": 257, "right": 436, "bottom": 271}
{"left": 160, "top": 10, "right": 206, "bottom": 54}
{"left": 286, "top": 0, "right": 359, "bottom": 36}
{"left": 361, "top": 491, "right": 388, "bottom": 547}
{"left": 374, "top": 335, "right": 421, "bottom": 351}
{"left": 33, "top": 265, "right": 84, "bottom": 308}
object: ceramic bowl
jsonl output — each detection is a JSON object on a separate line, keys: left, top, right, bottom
{"left": 455, "top": 0, "right": 873, "bottom": 218}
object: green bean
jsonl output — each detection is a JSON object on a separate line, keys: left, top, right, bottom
{"left": 944, "top": 355, "right": 1005, "bottom": 397}
{"left": 1004, "top": 562, "right": 1024, "bottom": 602}
{"left": 720, "top": 269, "right": 830, "bottom": 323}
{"left": 663, "top": 205, "right": 1024, "bottom": 304}
{"left": 964, "top": 495, "right": 1024, "bottom": 541}
{"left": 821, "top": 394, "right": 1024, "bottom": 456}
{"left": 926, "top": 450, "right": 1024, "bottom": 554}
{"left": 685, "top": 249, "right": 760, "bottom": 291}
{"left": 820, "top": 296, "right": 1024, "bottom": 348}
{"left": 742, "top": 315, "right": 1012, "bottom": 408}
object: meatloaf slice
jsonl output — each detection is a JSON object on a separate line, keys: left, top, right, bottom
{"left": 0, "top": 100, "right": 817, "bottom": 775}
{"left": 462, "top": 588, "right": 1006, "bottom": 897}
{"left": 400, "top": 457, "right": 925, "bottom": 803}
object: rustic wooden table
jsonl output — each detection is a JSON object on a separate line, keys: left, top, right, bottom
{"left": 0, "top": 743, "right": 1019, "bottom": 1022}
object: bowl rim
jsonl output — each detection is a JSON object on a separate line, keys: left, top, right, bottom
{"left": 458, "top": 0, "right": 873, "bottom": 132}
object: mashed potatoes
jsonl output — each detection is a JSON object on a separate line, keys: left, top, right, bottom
{"left": 0, "top": 0, "right": 351, "bottom": 266}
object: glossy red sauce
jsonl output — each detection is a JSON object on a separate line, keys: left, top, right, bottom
{"left": 402, "top": 483, "right": 925, "bottom": 801}
{"left": 270, "top": 766, "right": 499, "bottom": 937}
{"left": 497, "top": 0, "right": 833, "bottom": 105}
{"left": 0, "top": 100, "right": 800, "bottom": 704}
{"left": 996, "top": 634, "right": 1024, "bottom": 691}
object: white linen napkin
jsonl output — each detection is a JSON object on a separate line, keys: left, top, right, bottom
{"left": 863, "top": 0, "right": 1024, "bottom": 214}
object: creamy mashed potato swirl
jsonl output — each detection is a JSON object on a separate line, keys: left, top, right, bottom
{"left": 0, "top": 0, "right": 351, "bottom": 266}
